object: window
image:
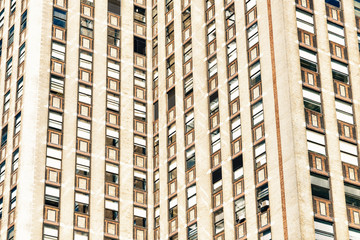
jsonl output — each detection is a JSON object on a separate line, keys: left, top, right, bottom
{"left": 154, "top": 207, "right": 160, "bottom": 227}
{"left": 231, "top": 116, "right": 241, "bottom": 141}
{"left": 169, "top": 197, "right": 178, "bottom": 219}
{"left": 209, "top": 92, "right": 219, "bottom": 115}
{"left": 76, "top": 155, "right": 90, "bottom": 177}
{"left": 134, "top": 36, "right": 146, "bottom": 55}
{"left": 184, "top": 76, "right": 193, "bottom": 97}
{"left": 233, "top": 155, "right": 243, "bottom": 180}
{"left": 10, "top": 187, "right": 17, "bottom": 210}
{"left": 328, "top": 22, "right": 345, "bottom": 46}
{"left": 19, "top": 43, "right": 25, "bottom": 64}
{"left": 51, "top": 42, "right": 65, "bottom": 61}
{"left": 3, "top": 91, "right": 10, "bottom": 112}
{"left": 43, "top": 225, "right": 59, "bottom": 240}
{"left": 77, "top": 119, "right": 91, "bottom": 140}
{"left": 307, "top": 130, "right": 326, "bottom": 155}
{"left": 168, "top": 160, "right": 177, "bottom": 181}
{"left": 0, "top": 39, "right": 2, "bottom": 57}
{"left": 183, "top": 41, "right": 192, "bottom": 63}
{"left": 167, "top": 55, "right": 175, "bottom": 76}
{"left": 212, "top": 167, "right": 222, "bottom": 193}
{"left": 108, "top": 27, "right": 120, "bottom": 47}
{"left": 186, "top": 146, "right": 195, "bottom": 169}
{"left": 6, "top": 58, "right": 12, "bottom": 78}
{"left": 168, "top": 88, "right": 175, "bottom": 110}
{"left": 229, "top": 77, "right": 239, "bottom": 102}
{"left": 185, "top": 111, "right": 194, "bottom": 133}
{"left": 105, "top": 162, "right": 118, "bottom": 183}
{"left": 311, "top": 174, "right": 330, "bottom": 199}
{"left": 75, "top": 193, "right": 89, "bottom": 214}
{"left": 14, "top": 112, "right": 21, "bottom": 135}
{"left": 345, "top": 184, "right": 360, "bottom": 207}
{"left": 252, "top": 100, "right": 264, "bottom": 126}
{"left": 105, "top": 200, "right": 119, "bottom": 221}
{"left": 0, "top": 10, "right": 4, "bottom": 28}
{"left": 314, "top": 219, "right": 334, "bottom": 240}
{"left": 10, "top": 0, "right": 16, "bottom": 13}
{"left": 208, "top": 56, "right": 217, "bottom": 78}
{"left": 134, "top": 207, "right": 147, "bottom": 227}
{"left": 134, "top": 6, "right": 146, "bottom": 23}
{"left": 0, "top": 161, "right": 5, "bottom": 182}
{"left": 0, "top": 198, "right": 2, "bottom": 219}
{"left": 134, "top": 170, "right": 146, "bottom": 190}
{"left": 303, "top": 87, "right": 322, "bottom": 113}
{"left": 207, "top": 20, "right": 216, "bottom": 43}
{"left": 188, "top": 223, "right": 197, "bottom": 240}
{"left": 214, "top": 209, "right": 224, "bottom": 234}
{"left": 134, "top": 101, "right": 146, "bottom": 121}
{"left": 108, "top": 0, "right": 120, "bottom": 15}
{"left": 249, "top": 60, "right": 261, "bottom": 87}
{"left": 211, "top": 129, "right": 220, "bottom": 154}
{"left": 108, "top": 60, "right": 120, "bottom": 79}
{"left": 107, "top": 93, "right": 119, "bottom": 111}
{"left": 187, "top": 184, "right": 196, "bottom": 208}
{"left": 335, "top": 99, "right": 354, "bottom": 124}
{"left": 296, "top": 9, "right": 314, "bottom": 33}
{"left": 16, "top": 77, "right": 23, "bottom": 99}
{"left": 1, "top": 126, "right": 7, "bottom": 146}
{"left": 350, "top": 228, "right": 360, "bottom": 240}
{"left": 340, "top": 140, "right": 358, "bottom": 166}
{"left": 79, "top": 84, "right": 92, "bottom": 104}
{"left": 227, "top": 40, "right": 237, "bottom": 63}
{"left": 134, "top": 135, "right": 146, "bottom": 155}
{"left": 79, "top": 50, "right": 93, "bottom": 70}
{"left": 49, "top": 111, "right": 63, "bottom": 130}
{"left": 247, "top": 23, "right": 258, "bottom": 48}
{"left": 20, "top": 10, "right": 27, "bottom": 31}
{"left": 80, "top": 17, "right": 93, "bottom": 38}
{"left": 234, "top": 197, "right": 246, "bottom": 223}
{"left": 53, "top": 8, "right": 67, "bottom": 28}
{"left": 50, "top": 76, "right": 64, "bottom": 94}
{"left": 325, "top": 0, "right": 340, "bottom": 8}
{"left": 168, "top": 124, "right": 176, "bottom": 145}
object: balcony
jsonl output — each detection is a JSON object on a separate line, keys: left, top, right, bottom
{"left": 211, "top": 150, "right": 221, "bottom": 170}
{"left": 210, "top": 112, "right": 219, "bottom": 130}
{"left": 246, "top": 6, "right": 257, "bottom": 26}
{"left": 168, "top": 142, "right": 176, "bottom": 159}
{"left": 134, "top": 154, "right": 146, "bottom": 170}
{"left": 208, "top": 75, "right": 218, "bottom": 93}
{"left": 108, "top": 12, "right": 121, "bottom": 28}
{"left": 313, "top": 196, "right": 333, "bottom": 221}
{"left": 49, "top": 93, "right": 64, "bottom": 111}
{"left": 154, "top": 190, "right": 160, "bottom": 206}
{"left": 134, "top": 119, "right": 146, "bottom": 135}
{"left": 184, "top": 93, "right": 193, "bottom": 111}
{"left": 206, "top": 4, "right": 215, "bottom": 22}
{"left": 168, "top": 179, "right": 177, "bottom": 196}
{"left": 250, "top": 81, "right": 262, "bottom": 103}
{"left": 169, "top": 217, "right": 177, "bottom": 235}
{"left": 167, "top": 107, "right": 176, "bottom": 124}
{"left": 166, "top": 9, "right": 174, "bottom": 25}
{"left": 76, "top": 175, "right": 90, "bottom": 193}
{"left": 226, "top": 24, "right": 236, "bottom": 42}
{"left": 228, "top": 60, "right": 238, "bottom": 79}
{"left": 248, "top": 43, "right": 259, "bottom": 64}
{"left": 183, "top": 25, "right": 192, "bottom": 43}
{"left": 235, "top": 221, "right": 246, "bottom": 240}
{"left": 186, "top": 167, "right": 196, "bottom": 185}
{"left": 253, "top": 122, "right": 264, "bottom": 144}
{"left": 215, "top": 232, "right": 224, "bottom": 240}
{"left": 185, "top": 129, "right": 195, "bottom": 147}
{"left": 134, "top": 53, "right": 146, "bottom": 69}
{"left": 106, "top": 146, "right": 119, "bottom": 162}
{"left": 330, "top": 41, "right": 347, "bottom": 63}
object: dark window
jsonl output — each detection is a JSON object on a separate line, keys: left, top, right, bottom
{"left": 20, "top": 10, "right": 27, "bottom": 32}
{"left": 168, "top": 88, "right": 175, "bottom": 110}
{"left": 212, "top": 167, "right": 222, "bottom": 184}
{"left": 108, "top": 27, "right": 120, "bottom": 47}
{"left": 53, "top": 8, "right": 67, "bottom": 28}
{"left": 325, "top": 0, "right": 340, "bottom": 8}
{"left": 232, "top": 155, "right": 243, "bottom": 172}
{"left": 134, "top": 36, "right": 146, "bottom": 55}
{"left": 108, "top": 0, "right": 120, "bottom": 15}
{"left": 154, "top": 102, "right": 159, "bottom": 120}
{"left": 1, "top": 126, "right": 7, "bottom": 146}
{"left": 8, "top": 26, "right": 14, "bottom": 46}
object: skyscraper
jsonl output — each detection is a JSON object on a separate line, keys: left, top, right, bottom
{"left": 1, "top": 0, "right": 360, "bottom": 239}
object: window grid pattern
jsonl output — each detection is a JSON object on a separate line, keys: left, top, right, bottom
{"left": 104, "top": 0, "right": 120, "bottom": 239}
{"left": 133, "top": 0, "right": 148, "bottom": 239}
{"left": 42, "top": 0, "right": 66, "bottom": 239}
{"left": 244, "top": 0, "right": 271, "bottom": 238}
{"left": 73, "top": 0, "right": 95, "bottom": 239}
{"left": 296, "top": 0, "right": 335, "bottom": 238}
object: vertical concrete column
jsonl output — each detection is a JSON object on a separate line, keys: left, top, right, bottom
{"left": 173, "top": 0, "right": 187, "bottom": 239}
{"left": 213, "top": 1, "right": 235, "bottom": 239}
{"left": 233, "top": 1, "right": 257, "bottom": 239}
{"left": 156, "top": 0, "right": 169, "bottom": 239}
{"left": 273, "top": 0, "right": 314, "bottom": 239}
{"left": 89, "top": 1, "right": 107, "bottom": 238}
{"left": 146, "top": 0, "right": 155, "bottom": 239}
{"left": 119, "top": 0, "right": 134, "bottom": 238}
{"left": 191, "top": 0, "right": 213, "bottom": 239}
{"left": 16, "top": 0, "right": 51, "bottom": 239}
{"left": 58, "top": 0, "right": 80, "bottom": 238}
{"left": 256, "top": 0, "right": 285, "bottom": 239}
{"left": 313, "top": 1, "right": 348, "bottom": 239}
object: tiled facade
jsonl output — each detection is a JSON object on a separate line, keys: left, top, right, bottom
{"left": 0, "top": 0, "right": 359, "bottom": 239}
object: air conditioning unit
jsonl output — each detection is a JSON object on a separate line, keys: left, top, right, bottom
{"left": 259, "top": 200, "right": 269, "bottom": 210}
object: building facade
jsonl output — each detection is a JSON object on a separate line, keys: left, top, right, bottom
{"left": 0, "top": 0, "right": 359, "bottom": 239}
